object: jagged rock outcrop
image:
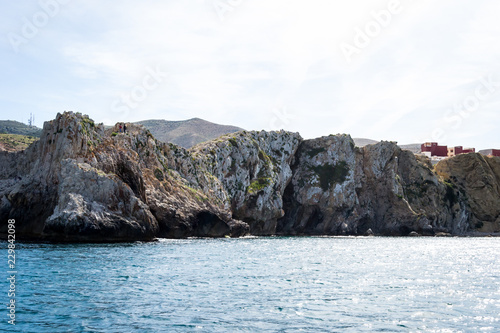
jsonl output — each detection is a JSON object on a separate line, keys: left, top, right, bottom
{"left": 277, "top": 135, "right": 360, "bottom": 235}
{"left": 0, "top": 113, "right": 107, "bottom": 240}
{"left": 278, "top": 135, "right": 470, "bottom": 236}
{"left": 0, "top": 112, "right": 249, "bottom": 241}
{"left": 189, "top": 131, "right": 301, "bottom": 234}
{"left": 435, "top": 153, "right": 500, "bottom": 233}
{"left": 0, "top": 112, "right": 498, "bottom": 241}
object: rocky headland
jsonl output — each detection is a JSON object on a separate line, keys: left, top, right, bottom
{"left": 1, "top": 112, "right": 499, "bottom": 241}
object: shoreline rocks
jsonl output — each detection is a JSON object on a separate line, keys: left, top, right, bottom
{"left": 0, "top": 112, "right": 499, "bottom": 242}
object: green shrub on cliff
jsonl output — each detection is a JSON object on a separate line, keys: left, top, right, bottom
{"left": 306, "top": 147, "right": 326, "bottom": 158}
{"left": 312, "top": 161, "right": 349, "bottom": 191}
{"left": 154, "top": 168, "right": 164, "bottom": 181}
{"left": 247, "top": 177, "right": 272, "bottom": 195}
{"left": 443, "top": 180, "right": 458, "bottom": 205}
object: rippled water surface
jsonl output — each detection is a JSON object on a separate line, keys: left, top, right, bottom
{"left": 2, "top": 237, "right": 500, "bottom": 332}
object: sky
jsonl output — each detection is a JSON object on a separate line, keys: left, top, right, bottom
{"left": 1, "top": 0, "right": 499, "bottom": 150}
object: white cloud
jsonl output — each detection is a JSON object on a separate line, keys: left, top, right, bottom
{"left": 1, "top": 0, "right": 499, "bottom": 149}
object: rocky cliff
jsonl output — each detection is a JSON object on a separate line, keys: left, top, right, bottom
{"left": 278, "top": 136, "right": 470, "bottom": 236}
{"left": 435, "top": 153, "right": 500, "bottom": 233}
{"left": 0, "top": 112, "right": 498, "bottom": 241}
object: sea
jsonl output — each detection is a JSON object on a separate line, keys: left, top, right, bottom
{"left": 2, "top": 237, "right": 499, "bottom": 332}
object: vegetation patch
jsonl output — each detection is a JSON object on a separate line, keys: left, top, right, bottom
{"left": 272, "top": 148, "right": 282, "bottom": 157}
{"left": 154, "top": 168, "right": 164, "bottom": 181}
{"left": 306, "top": 147, "right": 326, "bottom": 158}
{"left": 443, "top": 180, "right": 458, "bottom": 205}
{"left": 228, "top": 137, "right": 238, "bottom": 147}
{"left": 81, "top": 118, "right": 95, "bottom": 128}
{"left": 236, "top": 181, "right": 243, "bottom": 191}
{"left": 0, "top": 134, "right": 39, "bottom": 151}
{"left": 258, "top": 149, "right": 272, "bottom": 166}
{"left": 80, "top": 118, "right": 95, "bottom": 138}
{"left": 183, "top": 185, "right": 208, "bottom": 202}
{"left": 311, "top": 161, "right": 349, "bottom": 191}
{"left": 247, "top": 177, "right": 272, "bottom": 195}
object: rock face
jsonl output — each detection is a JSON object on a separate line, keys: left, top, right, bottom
{"left": 435, "top": 154, "right": 500, "bottom": 233}
{"left": 278, "top": 135, "right": 470, "bottom": 236}
{"left": 189, "top": 131, "right": 301, "bottom": 235}
{"left": 278, "top": 135, "right": 360, "bottom": 235}
{"left": 0, "top": 112, "right": 498, "bottom": 241}
{"left": 0, "top": 112, "right": 249, "bottom": 241}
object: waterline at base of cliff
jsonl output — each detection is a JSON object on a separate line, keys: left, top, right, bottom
{"left": 1, "top": 112, "right": 499, "bottom": 241}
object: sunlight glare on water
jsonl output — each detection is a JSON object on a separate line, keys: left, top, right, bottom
{"left": 2, "top": 237, "right": 500, "bottom": 332}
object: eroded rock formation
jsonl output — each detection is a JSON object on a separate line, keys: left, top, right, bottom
{"left": 0, "top": 112, "right": 498, "bottom": 241}
{"left": 435, "top": 153, "right": 500, "bottom": 233}
{"left": 277, "top": 136, "right": 471, "bottom": 236}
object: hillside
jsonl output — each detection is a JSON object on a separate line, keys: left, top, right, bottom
{"left": 398, "top": 143, "right": 421, "bottom": 154}
{"left": 136, "top": 118, "right": 243, "bottom": 148}
{"left": 353, "top": 138, "right": 378, "bottom": 147}
{"left": 0, "top": 134, "right": 39, "bottom": 152}
{"left": 354, "top": 138, "right": 421, "bottom": 153}
{"left": 0, "top": 120, "right": 42, "bottom": 137}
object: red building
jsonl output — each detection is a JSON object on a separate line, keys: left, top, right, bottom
{"left": 448, "top": 146, "right": 475, "bottom": 157}
{"left": 421, "top": 142, "right": 448, "bottom": 157}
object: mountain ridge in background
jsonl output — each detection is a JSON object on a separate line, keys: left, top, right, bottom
{"left": 136, "top": 118, "right": 243, "bottom": 148}
{"left": 136, "top": 119, "right": 425, "bottom": 153}
{"left": 0, "top": 119, "right": 434, "bottom": 155}
{"left": 353, "top": 137, "right": 421, "bottom": 153}
{"left": 0, "top": 120, "right": 42, "bottom": 137}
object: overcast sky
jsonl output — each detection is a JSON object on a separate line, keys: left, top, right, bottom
{"left": 1, "top": 0, "right": 499, "bottom": 149}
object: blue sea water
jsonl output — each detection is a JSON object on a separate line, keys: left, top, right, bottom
{"left": 1, "top": 237, "right": 500, "bottom": 332}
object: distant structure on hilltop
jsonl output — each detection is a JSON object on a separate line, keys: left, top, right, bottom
{"left": 420, "top": 142, "right": 478, "bottom": 164}
{"left": 421, "top": 142, "right": 475, "bottom": 158}
{"left": 28, "top": 113, "right": 35, "bottom": 128}
{"left": 421, "top": 142, "right": 448, "bottom": 157}
{"left": 0, "top": 120, "right": 42, "bottom": 137}
{"left": 447, "top": 146, "right": 476, "bottom": 157}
